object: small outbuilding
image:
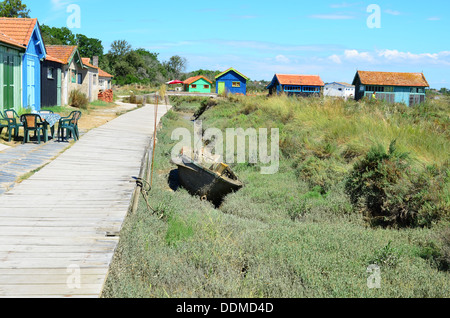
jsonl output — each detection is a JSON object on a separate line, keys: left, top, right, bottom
{"left": 45, "top": 45, "right": 85, "bottom": 106}
{"left": 0, "top": 33, "right": 25, "bottom": 113}
{"left": 98, "top": 68, "right": 113, "bottom": 90}
{"left": 183, "top": 75, "right": 213, "bottom": 93}
{"left": 41, "top": 54, "right": 64, "bottom": 107}
{"left": 215, "top": 68, "right": 249, "bottom": 95}
{"left": 352, "top": 71, "right": 429, "bottom": 106}
{"left": 324, "top": 82, "right": 355, "bottom": 100}
{"left": 267, "top": 74, "right": 324, "bottom": 97}
{"left": 0, "top": 18, "right": 46, "bottom": 112}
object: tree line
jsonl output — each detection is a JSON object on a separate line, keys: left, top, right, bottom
{"left": 0, "top": 0, "right": 217, "bottom": 86}
{"left": 40, "top": 25, "right": 193, "bottom": 86}
{"left": 0, "top": 0, "right": 270, "bottom": 89}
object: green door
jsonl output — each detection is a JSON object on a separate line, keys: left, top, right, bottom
{"left": 3, "top": 55, "right": 14, "bottom": 109}
{"left": 218, "top": 82, "right": 225, "bottom": 95}
{"left": 57, "top": 68, "right": 62, "bottom": 106}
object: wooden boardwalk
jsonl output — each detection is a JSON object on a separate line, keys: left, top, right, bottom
{"left": 0, "top": 104, "right": 169, "bottom": 297}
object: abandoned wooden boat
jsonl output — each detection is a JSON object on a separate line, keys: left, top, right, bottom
{"left": 171, "top": 152, "right": 243, "bottom": 206}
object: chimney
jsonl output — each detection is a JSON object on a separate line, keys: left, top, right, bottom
{"left": 93, "top": 56, "right": 99, "bottom": 67}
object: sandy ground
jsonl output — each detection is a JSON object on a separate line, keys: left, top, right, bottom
{"left": 77, "top": 101, "right": 139, "bottom": 132}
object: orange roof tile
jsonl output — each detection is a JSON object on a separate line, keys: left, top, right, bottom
{"left": 98, "top": 68, "right": 113, "bottom": 78}
{"left": 0, "top": 32, "right": 26, "bottom": 49}
{"left": 45, "top": 45, "right": 78, "bottom": 64}
{"left": 82, "top": 57, "right": 98, "bottom": 69}
{"left": 183, "top": 75, "right": 213, "bottom": 85}
{"left": 45, "top": 54, "right": 65, "bottom": 64}
{"left": 276, "top": 74, "right": 324, "bottom": 86}
{"left": 0, "top": 18, "right": 37, "bottom": 47}
{"left": 356, "top": 71, "right": 429, "bottom": 87}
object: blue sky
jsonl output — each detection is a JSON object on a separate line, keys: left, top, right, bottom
{"left": 28, "top": 0, "right": 449, "bottom": 88}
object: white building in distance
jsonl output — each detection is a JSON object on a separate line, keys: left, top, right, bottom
{"left": 324, "top": 82, "right": 355, "bottom": 100}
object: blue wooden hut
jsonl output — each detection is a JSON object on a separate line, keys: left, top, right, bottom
{"left": 266, "top": 74, "right": 324, "bottom": 97}
{"left": 352, "top": 71, "right": 429, "bottom": 106}
{"left": 0, "top": 18, "right": 46, "bottom": 112}
{"left": 215, "top": 68, "right": 249, "bottom": 95}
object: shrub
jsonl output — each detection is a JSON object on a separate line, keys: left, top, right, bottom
{"left": 368, "top": 241, "right": 401, "bottom": 268}
{"left": 194, "top": 98, "right": 218, "bottom": 119}
{"left": 345, "top": 140, "right": 448, "bottom": 228}
{"left": 69, "top": 89, "right": 89, "bottom": 109}
{"left": 416, "top": 228, "right": 450, "bottom": 271}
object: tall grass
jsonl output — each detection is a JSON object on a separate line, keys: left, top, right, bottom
{"left": 103, "top": 95, "right": 450, "bottom": 298}
{"left": 69, "top": 89, "right": 89, "bottom": 109}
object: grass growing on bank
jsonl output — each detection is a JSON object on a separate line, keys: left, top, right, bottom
{"left": 102, "top": 95, "right": 449, "bottom": 298}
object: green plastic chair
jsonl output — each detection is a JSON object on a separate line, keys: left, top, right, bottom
{"left": 20, "top": 114, "right": 46, "bottom": 144}
{"left": 2, "top": 109, "right": 22, "bottom": 142}
{"left": 58, "top": 111, "right": 82, "bottom": 142}
{"left": 0, "top": 112, "right": 9, "bottom": 139}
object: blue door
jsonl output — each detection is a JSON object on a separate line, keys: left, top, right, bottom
{"left": 26, "top": 58, "right": 36, "bottom": 111}
{"left": 394, "top": 87, "right": 410, "bottom": 106}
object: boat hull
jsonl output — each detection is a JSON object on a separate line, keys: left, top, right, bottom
{"left": 173, "top": 157, "right": 243, "bottom": 206}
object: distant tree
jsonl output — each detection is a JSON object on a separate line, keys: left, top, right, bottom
{"left": 439, "top": 88, "right": 450, "bottom": 95}
{"left": 41, "top": 25, "right": 77, "bottom": 45}
{"left": 186, "top": 69, "right": 221, "bottom": 82}
{"left": 163, "top": 55, "right": 187, "bottom": 80}
{"left": 40, "top": 25, "right": 104, "bottom": 65}
{"left": 0, "top": 0, "right": 30, "bottom": 18}
{"left": 109, "top": 40, "right": 132, "bottom": 59}
{"left": 76, "top": 34, "right": 103, "bottom": 59}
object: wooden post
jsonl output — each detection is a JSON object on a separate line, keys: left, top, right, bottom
{"left": 150, "top": 94, "right": 159, "bottom": 187}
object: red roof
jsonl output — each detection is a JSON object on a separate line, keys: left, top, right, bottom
{"left": 0, "top": 18, "right": 37, "bottom": 47}
{"left": 183, "top": 75, "right": 213, "bottom": 85}
{"left": 356, "top": 71, "right": 429, "bottom": 87}
{"left": 0, "top": 32, "right": 25, "bottom": 49}
{"left": 98, "top": 68, "right": 113, "bottom": 78}
{"left": 275, "top": 74, "right": 324, "bottom": 86}
{"left": 82, "top": 57, "right": 98, "bottom": 69}
{"left": 45, "top": 45, "right": 78, "bottom": 64}
{"left": 45, "top": 54, "right": 65, "bottom": 64}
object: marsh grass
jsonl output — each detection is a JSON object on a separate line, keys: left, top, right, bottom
{"left": 103, "top": 95, "right": 450, "bottom": 298}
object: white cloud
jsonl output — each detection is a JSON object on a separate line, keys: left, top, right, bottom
{"left": 329, "top": 54, "right": 342, "bottom": 64}
{"left": 327, "top": 49, "right": 450, "bottom": 67}
{"left": 51, "top": 0, "right": 71, "bottom": 11}
{"left": 384, "top": 9, "right": 402, "bottom": 16}
{"left": 275, "top": 55, "right": 290, "bottom": 63}
{"left": 377, "top": 49, "right": 438, "bottom": 61}
{"left": 344, "top": 49, "right": 374, "bottom": 62}
{"left": 428, "top": 17, "right": 441, "bottom": 21}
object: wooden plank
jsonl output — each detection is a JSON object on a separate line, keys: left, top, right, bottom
{"left": 0, "top": 284, "right": 103, "bottom": 296}
{"left": 0, "top": 104, "right": 170, "bottom": 297}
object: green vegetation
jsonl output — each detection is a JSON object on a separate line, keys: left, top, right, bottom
{"left": 41, "top": 25, "right": 104, "bottom": 61}
{"left": 68, "top": 89, "right": 89, "bottom": 109}
{"left": 103, "top": 95, "right": 449, "bottom": 298}
{"left": 0, "top": 0, "right": 29, "bottom": 18}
